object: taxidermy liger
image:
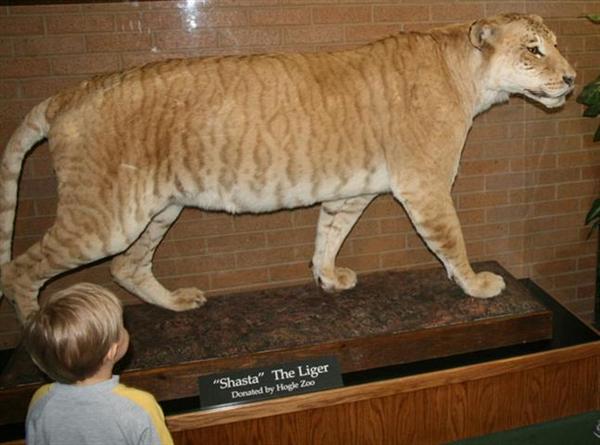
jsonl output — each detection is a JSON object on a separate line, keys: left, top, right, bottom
{"left": 0, "top": 14, "right": 575, "bottom": 322}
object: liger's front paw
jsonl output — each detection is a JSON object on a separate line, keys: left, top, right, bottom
{"left": 318, "top": 267, "right": 357, "bottom": 293}
{"left": 462, "top": 271, "right": 505, "bottom": 299}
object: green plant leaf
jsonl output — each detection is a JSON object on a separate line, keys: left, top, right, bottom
{"left": 587, "top": 14, "right": 600, "bottom": 23}
{"left": 594, "top": 126, "right": 600, "bottom": 142}
{"left": 577, "top": 79, "right": 600, "bottom": 105}
{"left": 587, "top": 221, "right": 600, "bottom": 239}
{"left": 586, "top": 199, "right": 600, "bottom": 225}
{"left": 583, "top": 101, "right": 600, "bottom": 117}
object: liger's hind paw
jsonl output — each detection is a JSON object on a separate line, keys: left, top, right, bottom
{"left": 169, "top": 287, "right": 207, "bottom": 311}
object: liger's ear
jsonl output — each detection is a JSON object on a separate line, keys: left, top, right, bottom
{"left": 469, "top": 20, "right": 495, "bottom": 50}
{"left": 527, "top": 14, "right": 544, "bottom": 24}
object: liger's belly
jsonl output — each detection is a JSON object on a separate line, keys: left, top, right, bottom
{"left": 187, "top": 164, "right": 390, "bottom": 214}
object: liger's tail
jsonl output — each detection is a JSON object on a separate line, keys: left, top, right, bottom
{"left": 0, "top": 98, "right": 52, "bottom": 268}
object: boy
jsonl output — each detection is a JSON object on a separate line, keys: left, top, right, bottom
{"left": 23, "top": 283, "right": 174, "bottom": 445}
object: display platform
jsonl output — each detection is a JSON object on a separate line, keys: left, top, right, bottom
{"left": 161, "top": 279, "right": 599, "bottom": 444}
{"left": 0, "top": 261, "right": 551, "bottom": 427}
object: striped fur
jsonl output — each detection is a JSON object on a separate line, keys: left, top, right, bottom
{"left": 1, "top": 14, "right": 575, "bottom": 322}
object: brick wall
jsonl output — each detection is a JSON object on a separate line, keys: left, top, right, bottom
{"left": 1, "top": 0, "right": 599, "bottom": 348}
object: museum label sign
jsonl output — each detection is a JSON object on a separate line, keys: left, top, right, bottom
{"left": 198, "top": 356, "right": 343, "bottom": 409}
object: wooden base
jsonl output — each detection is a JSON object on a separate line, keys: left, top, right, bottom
{"left": 0, "top": 262, "right": 551, "bottom": 426}
{"left": 164, "top": 280, "right": 600, "bottom": 444}
{"left": 168, "top": 343, "right": 600, "bottom": 444}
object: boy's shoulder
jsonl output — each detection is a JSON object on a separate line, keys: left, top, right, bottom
{"left": 112, "top": 382, "right": 158, "bottom": 407}
{"left": 29, "top": 383, "right": 54, "bottom": 408}
{"left": 111, "top": 382, "right": 166, "bottom": 422}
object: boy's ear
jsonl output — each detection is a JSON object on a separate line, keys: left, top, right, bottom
{"left": 105, "top": 342, "right": 119, "bottom": 363}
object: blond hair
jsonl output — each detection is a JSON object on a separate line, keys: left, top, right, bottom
{"left": 23, "top": 283, "right": 123, "bottom": 384}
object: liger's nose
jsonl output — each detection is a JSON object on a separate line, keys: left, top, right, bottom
{"left": 563, "top": 75, "right": 575, "bottom": 87}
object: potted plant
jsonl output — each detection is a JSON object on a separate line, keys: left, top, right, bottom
{"left": 577, "top": 14, "right": 600, "bottom": 328}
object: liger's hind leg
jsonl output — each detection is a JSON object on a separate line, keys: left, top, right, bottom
{"left": 312, "top": 194, "right": 376, "bottom": 292}
{"left": 1, "top": 215, "right": 139, "bottom": 323}
{"left": 110, "top": 205, "right": 206, "bottom": 311}
{"left": 1, "top": 242, "right": 47, "bottom": 322}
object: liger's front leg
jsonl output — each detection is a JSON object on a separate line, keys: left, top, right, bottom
{"left": 393, "top": 183, "right": 505, "bottom": 298}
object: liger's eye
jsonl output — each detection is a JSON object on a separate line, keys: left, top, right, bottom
{"left": 527, "top": 46, "right": 543, "bottom": 56}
